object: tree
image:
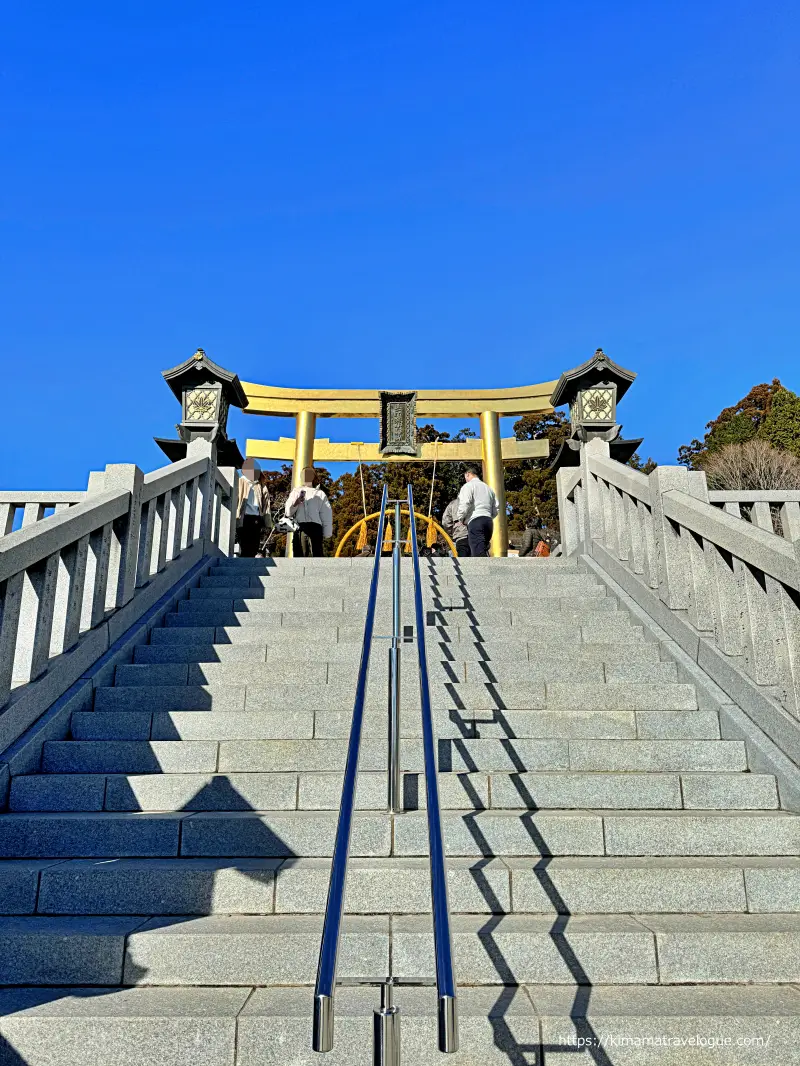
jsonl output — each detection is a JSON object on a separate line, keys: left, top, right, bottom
{"left": 758, "top": 386, "right": 800, "bottom": 458}
{"left": 260, "top": 463, "right": 339, "bottom": 555}
{"left": 677, "top": 380, "right": 783, "bottom": 468}
{"left": 628, "top": 452, "right": 657, "bottom": 474}
{"left": 328, "top": 424, "right": 477, "bottom": 555}
{"left": 702, "top": 439, "right": 800, "bottom": 490}
{"left": 504, "top": 410, "right": 571, "bottom": 537}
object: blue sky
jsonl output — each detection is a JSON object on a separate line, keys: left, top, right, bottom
{"left": 3, "top": 1, "right": 799, "bottom": 489}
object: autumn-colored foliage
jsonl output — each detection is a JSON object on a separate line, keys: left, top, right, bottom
{"left": 677, "top": 380, "right": 785, "bottom": 469}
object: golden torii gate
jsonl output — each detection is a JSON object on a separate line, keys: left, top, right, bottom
{"left": 242, "top": 381, "right": 557, "bottom": 556}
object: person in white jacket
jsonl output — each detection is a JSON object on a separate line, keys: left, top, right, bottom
{"left": 456, "top": 464, "right": 499, "bottom": 557}
{"left": 284, "top": 467, "right": 333, "bottom": 557}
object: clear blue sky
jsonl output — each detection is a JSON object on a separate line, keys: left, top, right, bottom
{"left": 3, "top": 1, "right": 799, "bottom": 489}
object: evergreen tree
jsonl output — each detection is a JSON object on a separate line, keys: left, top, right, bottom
{"left": 505, "top": 410, "right": 570, "bottom": 537}
{"left": 327, "top": 424, "right": 476, "bottom": 555}
{"left": 628, "top": 452, "right": 657, "bottom": 474}
{"left": 677, "top": 380, "right": 783, "bottom": 468}
{"left": 757, "top": 387, "right": 800, "bottom": 458}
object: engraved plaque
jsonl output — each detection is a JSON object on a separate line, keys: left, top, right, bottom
{"left": 379, "top": 391, "right": 417, "bottom": 456}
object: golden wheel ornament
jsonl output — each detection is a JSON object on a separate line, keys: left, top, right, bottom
{"left": 334, "top": 510, "right": 457, "bottom": 558}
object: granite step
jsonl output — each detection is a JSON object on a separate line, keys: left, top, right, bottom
{"left": 2, "top": 808, "right": 793, "bottom": 861}
{"left": 46, "top": 735, "right": 744, "bottom": 776}
{"left": 393, "top": 809, "right": 800, "bottom": 858}
{"left": 5, "top": 912, "right": 799, "bottom": 989}
{"left": 0, "top": 811, "right": 390, "bottom": 858}
{"left": 69, "top": 706, "right": 721, "bottom": 742}
{"left": 16, "top": 855, "right": 795, "bottom": 917}
{"left": 392, "top": 912, "right": 800, "bottom": 985}
{"left": 4, "top": 854, "right": 800, "bottom": 918}
{"left": 95, "top": 680, "right": 699, "bottom": 714}
{"left": 11, "top": 769, "right": 776, "bottom": 813}
{"left": 0, "top": 983, "right": 795, "bottom": 1066}
{"left": 0, "top": 915, "right": 387, "bottom": 987}
{"left": 116, "top": 658, "right": 650, "bottom": 687}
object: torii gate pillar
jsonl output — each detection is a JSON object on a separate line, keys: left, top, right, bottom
{"left": 480, "top": 410, "right": 508, "bottom": 557}
{"left": 286, "top": 411, "right": 317, "bottom": 557}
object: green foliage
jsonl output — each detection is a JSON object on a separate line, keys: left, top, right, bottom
{"left": 758, "top": 387, "right": 800, "bottom": 458}
{"left": 327, "top": 424, "right": 477, "bottom": 555}
{"left": 677, "top": 380, "right": 783, "bottom": 468}
{"left": 628, "top": 452, "right": 657, "bottom": 474}
{"left": 505, "top": 410, "right": 571, "bottom": 535}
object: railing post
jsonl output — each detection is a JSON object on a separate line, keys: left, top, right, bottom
{"left": 21, "top": 503, "right": 45, "bottom": 528}
{"left": 50, "top": 534, "right": 89, "bottom": 655}
{"left": 216, "top": 467, "right": 239, "bottom": 557}
{"left": 0, "top": 504, "right": 14, "bottom": 536}
{"left": 101, "top": 464, "right": 143, "bottom": 610}
{"left": 579, "top": 438, "right": 609, "bottom": 545}
{"left": 136, "top": 498, "right": 157, "bottom": 588}
{"left": 555, "top": 468, "right": 580, "bottom": 556}
{"left": 781, "top": 502, "right": 800, "bottom": 542}
{"left": 647, "top": 466, "right": 692, "bottom": 610}
{"left": 685, "top": 470, "right": 715, "bottom": 633}
{"left": 187, "top": 439, "right": 215, "bottom": 545}
{"left": 13, "top": 551, "right": 60, "bottom": 684}
{"left": 0, "top": 572, "right": 24, "bottom": 705}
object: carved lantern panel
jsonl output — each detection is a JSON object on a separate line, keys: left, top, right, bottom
{"left": 571, "top": 383, "right": 617, "bottom": 430}
{"left": 182, "top": 383, "right": 229, "bottom": 434}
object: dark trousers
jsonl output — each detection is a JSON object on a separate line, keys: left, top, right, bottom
{"left": 467, "top": 516, "right": 493, "bottom": 557}
{"left": 237, "top": 515, "right": 264, "bottom": 558}
{"left": 455, "top": 537, "right": 471, "bottom": 557}
{"left": 293, "top": 521, "right": 324, "bottom": 558}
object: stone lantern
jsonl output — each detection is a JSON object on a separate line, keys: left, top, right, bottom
{"left": 549, "top": 348, "right": 643, "bottom": 471}
{"left": 154, "top": 348, "right": 248, "bottom": 467}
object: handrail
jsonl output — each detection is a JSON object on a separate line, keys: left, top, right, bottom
{"left": 313, "top": 483, "right": 389, "bottom": 1053}
{"left": 407, "top": 484, "right": 459, "bottom": 1054}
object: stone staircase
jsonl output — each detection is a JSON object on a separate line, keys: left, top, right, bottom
{"left": 1, "top": 555, "right": 799, "bottom": 1064}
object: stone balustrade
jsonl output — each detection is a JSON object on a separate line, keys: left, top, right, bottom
{"left": 557, "top": 440, "right": 800, "bottom": 722}
{"left": 708, "top": 490, "right": 800, "bottom": 542}
{"left": 0, "top": 440, "right": 238, "bottom": 739}
{"left": 0, "top": 493, "right": 85, "bottom": 538}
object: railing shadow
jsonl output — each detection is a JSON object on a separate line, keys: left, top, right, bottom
{"left": 434, "top": 556, "right": 616, "bottom": 1066}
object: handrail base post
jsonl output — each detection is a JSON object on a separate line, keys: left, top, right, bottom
{"left": 374, "top": 983, "right": 401, "bottom": 1066}
{"left": 313, "top": 993, "right": 334, "bottom": 1052}
{"left": 438, "top": 994, "right": 459, "bottom": 1053}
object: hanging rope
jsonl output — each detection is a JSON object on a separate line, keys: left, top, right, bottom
{"left": 355, "top": 443, "right": 369, "bottom": 552}
{"left": 356, "top": 444, "right": 368, "bottom": 519}
{"left": 426, "top": 437, "right": 440, "bottom": 548}
{"left": 427, "top": 437, "right": 440, "bottom": 518}
{"left": 382, "top": 520, "right": 393, "bottom": 555}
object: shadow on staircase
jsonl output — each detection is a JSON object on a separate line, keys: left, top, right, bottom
{"left": 445, "top": 557, "right": 616, "bottom": 1066}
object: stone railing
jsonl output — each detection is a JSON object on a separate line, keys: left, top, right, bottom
{"left": 708, "top": 490, "right": 800, "bottom": 542}
{"left": 0, "top": 493, "right": 85, "bottom": 538}
{"left": 557, "top": 439, "right": 800, "bottom": 721}
{"left": 0, "top": 440, "right": 237, "bottom": 749}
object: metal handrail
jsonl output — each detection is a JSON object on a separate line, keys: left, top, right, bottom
{"left": 313, "top": 483, "right": 389, "bottom": 1053}
{"left": 407, "top": 484, "right": 459, "bottom": 1053}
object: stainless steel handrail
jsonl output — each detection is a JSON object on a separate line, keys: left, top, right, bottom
{"left": 313, "top": 483, "right": 389, "bottom": 1053}
{"left": 407, "top": 484, "right": 459, "bottom": 1053}
{"left": 388, "top": 499, "right": 403, "bottom": 813}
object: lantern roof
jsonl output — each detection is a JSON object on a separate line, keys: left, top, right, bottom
{"left": 550, "top": 349, "right": 636, "bottom": 409}
{"left": 162, "top": 349, "right": 248, "bottom": 409}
